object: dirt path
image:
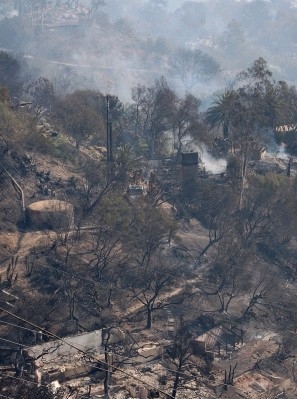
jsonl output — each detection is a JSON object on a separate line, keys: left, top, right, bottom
{"left": 123, "top": 286, "right": 185, "bottom": 320}
{"left": 0, "top": 230, "right": 51, "bottom": 280}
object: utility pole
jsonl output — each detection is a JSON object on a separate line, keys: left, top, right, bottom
{"left": 106, "top": 95, "right": 110, "bottom": 164}
{"left": 109, "top": 121, "right": 113, "bottom": 163}
{"left": 106, "top": 95, "right": 113, "bottom": 166}
{"left": 106, "top": 95, "right": 114, "bottom": 181}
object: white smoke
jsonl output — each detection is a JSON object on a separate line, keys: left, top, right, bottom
{"left": 262, "top": 128, "right": 290, "bottom": 161}
{"left": 182, "top": 137, "right": 227, "bottom": 174}
{"left": 199, "top": 143, "right": 227, "bottom": 174}
{"left": 266, "top": 142, "right": 289, "bottom": 161}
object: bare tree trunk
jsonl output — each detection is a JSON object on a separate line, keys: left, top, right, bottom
{"left": 218, "top": 291, "right": 225, "bottom": 313}
{"left": 199, "top": 237, "right": 220, "bottom": 259}
{"left": 146, "top": 303, "right": 153, "bottom": 329}
{"left": 104, "top": 344, "right": 110, "bottom": 398}
{"left": 107, "top": 286, "right": 113, "bottom": 308}
{"left": 242, "top": 296, "right": 258, "bottom": 319}
{"left": 239, "top": 153, "right": 247, "bottom": 210}
{"left": 171, "top": 363, "right": 182, "bottom": 399}
{"left": 224, "top": 295, "right": 235, "bottom": 313}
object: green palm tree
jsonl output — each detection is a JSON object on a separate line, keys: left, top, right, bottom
{"left": 206, "top": 90, "right": 238, "bottom": 139}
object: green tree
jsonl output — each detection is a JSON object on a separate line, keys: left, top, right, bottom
{"left": 207, "top": 59, "right": 283, "bottom": 208}
{"left": 113, "top": 144, "right": 142, "bottom": 183}
{"left": 236, "top": 57, "right": 279, "bottom": 129}
{"left": 54, "top": 90, "right": 104, "bottom": 149}
{"left": 206, "top": 89, "right": 238, "bottom": 139}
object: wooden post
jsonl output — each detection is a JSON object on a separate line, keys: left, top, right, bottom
{"left": 231, "top": 363, "right": 237, "bottom": 385}
{"left": 224, "top": 370, "right": 228, "bottom": 390}
{"left": 228, "top": 365, "right": 232, "bottom": 384}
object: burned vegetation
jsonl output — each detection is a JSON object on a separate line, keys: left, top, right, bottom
{"left": 0, "top": 39, "right": 297, "bottom": 399}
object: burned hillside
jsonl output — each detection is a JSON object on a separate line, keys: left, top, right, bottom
{"left": 0, "top": 27, "right": 297, "bottom": 398}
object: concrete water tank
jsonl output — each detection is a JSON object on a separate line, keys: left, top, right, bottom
{"left": 26, "top": 200, "right": 74, "bottom": 230}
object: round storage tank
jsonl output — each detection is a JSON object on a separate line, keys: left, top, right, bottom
{"left": 26, "top": 200, "right": 74, "bottom": 230}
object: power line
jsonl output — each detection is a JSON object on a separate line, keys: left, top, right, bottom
{"left": 0, "top": 328, "right": 210, "bottom": 398}
{"left": 0, "top": 321, "right": 218, "bottom": 399}
{"left": 0, "top": 337, "right": 28, "bottom": 348}
{"left": 0, "top": 303, "right": 292, "bottom": 399}
{"left": 0, "top": 306, "right": 175, "bottom": 398}
{"left": 0, "top": 320, "right": 52, "bottom": 338}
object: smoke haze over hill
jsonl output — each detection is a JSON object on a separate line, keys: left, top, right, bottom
{"left": 0, "top": 0, "right": 297, "bottom": 105}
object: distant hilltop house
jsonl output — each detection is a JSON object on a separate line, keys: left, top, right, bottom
{"left": 21, "top": 2, "right": 91, "bottom": 27}
{"left": 275, "top": 124, "right": 297, "bottom": 132}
